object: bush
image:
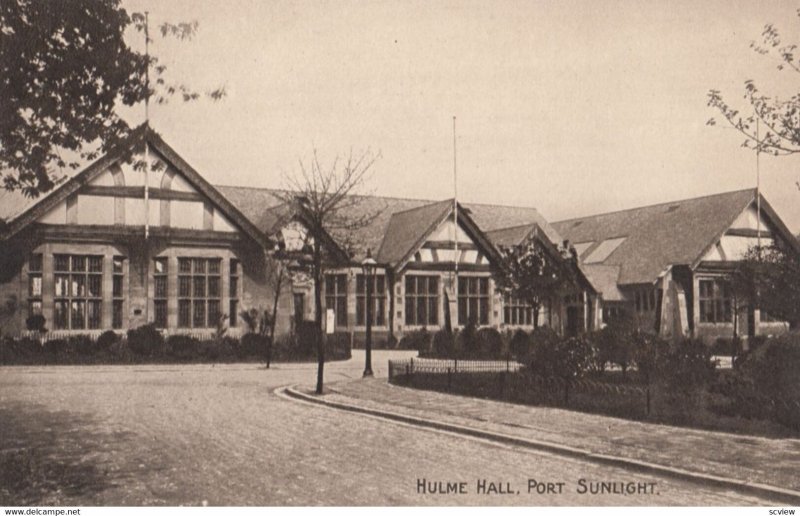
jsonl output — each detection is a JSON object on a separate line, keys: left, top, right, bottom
{"left": 166, "top": 335, "right": 200, "bottom": 360}
{"left": 65, "top": 335, "right": 96, "bottom": 355}
{"left": 458, "top": 316, "right": 480, "bottom": 355}
{"left": 530, "top": 326, "right": 560, "bottom": 350}
{"left": 96, "top": 330, "right": 119, "bottom": 351}
{"left": 476, "top": 328, "right": 504, "bottom": 358}
{"left": 398, "top": 328, "right": 431, "bottom": 353}
{"left": 509, "top": 329, "right": 531, "bottom": 360}
{"left": 529, "top": 334, "right": 592, "bottom": 380}
{"left": 432, "top": 329, "right": 455, "bottom": 357}
{"left": 25, "top": 314, "right": 46, "bottom": 332}
{"left": 127, "top": 323, "right": 165, "bottom": 357}
{"left": 241, "top": 333, "right": 269, "bottom": 358}
{"left": 737, "top": 335, "right": 800, "bottom": 399}
{"left": 296, "top": 321, "right": 320, "bottom": 355}
{"left": 326, "top": 332, "right": 352, "bottom": 361}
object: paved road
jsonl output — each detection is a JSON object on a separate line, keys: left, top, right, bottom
{"left": 0, "top": 351, "right": 781, "bottom": 506}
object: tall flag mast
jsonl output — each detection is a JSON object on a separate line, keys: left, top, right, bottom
{"left": 144, "top": 11, "right": 151, "bottom": 240}
{"left": 453, "top": 116, "right": 458, "bottom": 283}
{"left": 756, "top": 117, "right": 761, "bottom": 249}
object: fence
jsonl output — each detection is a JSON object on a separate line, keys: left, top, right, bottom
{"left": 18, "top": 327, "right": 246, "bottom": 343}
{"left": 388, "top": 357, "right": 522, "bottom": 380}
{"left": 389, "top": 358, "right": 651, "bottom": 419}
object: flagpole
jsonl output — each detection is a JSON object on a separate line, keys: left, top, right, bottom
{"left": 144, "top": 11, "right": 150, "bottom": 241}
{"left": 453, "top": 116, "right": 458, "bottom": 280}
{"left": 756, "top": 117, "right": 761, "bottom": 249}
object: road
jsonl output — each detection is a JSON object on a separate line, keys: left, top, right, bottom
{"left": 0, "top": 351, "right": 780, "bottom": 506}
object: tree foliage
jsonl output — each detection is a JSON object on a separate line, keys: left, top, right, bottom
{"left": 733, "top": 241, "right": 800, "bottom": 328}
{"left": 0, "top": 0, "right": 225, "bottom": 197}
{"left": 493, "top": 236, "right": 578, "bottom": 327}
{"left": 707, "top": 10, "right": 800, "bottom": 159}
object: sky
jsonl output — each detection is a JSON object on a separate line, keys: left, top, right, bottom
{"left": 121, "top": 0, "right": 800, "bottom": 232}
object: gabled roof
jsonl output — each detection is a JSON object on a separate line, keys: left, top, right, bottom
{"left": 552, "top": 188, "right": 790, "bottom": 286}
{"left": 0, "top": 126, "right": 270, "bottom": 248}
{"left": 484, "top": 223, "right": 539, "bottom": 248}
{"left": 376, "top": 199, "right": 452, "bottom": 265}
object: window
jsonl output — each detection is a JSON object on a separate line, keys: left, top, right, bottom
{"left": 229, "top": 259, "right": 239, "bottom": 327}
{"left": 458, "top": 276, "right": 489, "bottom": 325}
{"left": 53, "top": 254, "right": 103, "bottom": 329}
{"left": 405, "top": 276, "right": 438, "bottom": 326}
{"left": 178, "top": 257, "right": 221, "bottom": 328}
{"left": 356, "top": 274, "right": 385, "bottom": 326}
{"left": 699, "top": 279, "right": 732, "bottom": 323}
{"left": 504, "top": 296, "right": 533, "bottom": 326}
{"left": 325, "top": 274, "right": 348, "bottom": 327}
{"left": 760, "top": 310, "right": 784, "bottom": 323}
{"left": 635, "top": 289, "right": 657, "bottom": 313}
{"left": 603, "top": 304, "right": 625, "bottom": 324}
{"left": 112, "top": 256, "right": 125, "bottom": 329}
{"left": 28, "top": 254, "right": 42, "bottom": 317}
{"left": 153, "top": 257, "right": 168, "bottom": 328}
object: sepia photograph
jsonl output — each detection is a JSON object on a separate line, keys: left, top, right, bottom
{"left": 1, "top": 0, "right": 800, "bottom": 511}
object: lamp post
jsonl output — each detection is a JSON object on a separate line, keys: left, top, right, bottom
{"left": 361, "top": 248, "right": 377, "bottom": 377}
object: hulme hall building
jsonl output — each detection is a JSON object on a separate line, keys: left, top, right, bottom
{"left": 0, "top": 128, "right": 797, "bottom": 343}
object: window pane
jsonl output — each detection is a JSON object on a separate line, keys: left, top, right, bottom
{"left": 154, "top": 300, "right": 167, "bottom": 329}
{"left": 29, "top": 276, "right": 42, "bottom": 297}
{"left": 193, "top": 277, "right": 206, "bottom": 298}
{"left": 113, "top": 300, "right": 123, "bottom": 329}
{"left": 87, "top": 300, "right": 102, "bottom": 329}
{"left": 229, "top": 300, "right": 238, "bottom": 327}
{"left": 71, "top": 300, "right": 85, "bottom": 329}
{"left": 29, "top": 254, "right": 43, "bottom": 272}
{"left": 54, "top": 301, "right": 68, "bottom": 329}
{"left": 55, "top": 275, "right": 68, "bottom": 297}
{"left": 208, "top": 277, "right": 220, "bottom": 298}
{"left": 179, "top": 277, "right": 191, "bottom": 297}
{"left": 337, "top": 275, "right": 346, "bottom": 292}
{"left": 154, "top": 257, "right": 167, "bottom": 275}
{"left": 88, "top": 275, "right": 102, "bottom": 297}
{"left": 356, "top": 297, "right": 365, "bottom": 326}
{"left": 193, "top": 258, "right": 206, "bottom": 274}
{"left": 154, "top": 277, "right": 167, "bottom": 298}
{"left": 428, "top": 297, "right": 438, "bottom": 325}
{"left": 29, "top": 300, "right": 42, "bottom": 316}
{"left": 193, "top": 300, "right": 206, "bottom": 327}
{"left": 71, "top": 275, "right": 85, "bottom": 297}
{"left": 428, "top": 277, "right": 438, "bottom": 294}
{"left": 179, "top": 258, "right": 192, "bottom": 273}
{"left": 113, "top": 256, "right": 125, "bottom": 274}
{"left": 229, "top": 277, "right": 238, "bottom": 298}
{"left": 405, "top": 297, "right": 415, "bottom": 325}
{"left": 336, "top": 298, "right": 347, "bottom": 326}
{"left": 88, "top": 256, "right": 103, "bottom": 273}
{"left": 71, "top": 256, "right": 86, "bottom": 272}
{"left": 230, "top": 259, "right": 239, "bottom": 276}
{"left": 208, "top": 300, "right": 220, "bottom": 326}
{"left": 479, "top": 278, "right": 488, "bottom": 295}
{"left": 178, "top": 300, "right": 191, "bottom": 327}
{"left": 405, "top": 276, "right": 416, "bottom": 295}
{"left": 208, "top": 259, "right": 221, "bottom": 275}
{"left": 113, "top": 275, "right": 123, "bottom": 298}
{"left": 54, "top": 255, "right": 69, "bottom": 272}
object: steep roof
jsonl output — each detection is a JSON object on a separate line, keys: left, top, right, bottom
{"left": 0, "top": 126, "right": 270, "bottom": 247}
{"left": 464, "top": 202, "right": 562, "bottom": 245}
{"left": 552, "top": 189, "right": 759, "bottom": 285}
{"left": 376, "top": 199, "right": 452, "bottom": 264}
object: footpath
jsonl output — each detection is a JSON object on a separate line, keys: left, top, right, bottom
{"left": 285, "top": 377, "right": 800, "bottom": 504}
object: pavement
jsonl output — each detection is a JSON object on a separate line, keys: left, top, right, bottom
{"left": 286, "top": 373, "right": 800, "bottom": 505}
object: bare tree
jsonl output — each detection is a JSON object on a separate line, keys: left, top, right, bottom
{"left": 278, "top": 148, "right": 381, "bottom": 394}
{"left": 707, "top": 10, "right": 800, "bottom": 160}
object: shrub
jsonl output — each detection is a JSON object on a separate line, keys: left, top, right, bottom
{"left": 530, "top": 326, "right": 560, "bottom": 350}
{"left": 458, "top": 316, "right": 480, "bottom": 355}
{"left": 737, "top": 335, "right": 800, "bottom": 399}
{"left": 241, "top": 333, "right": 269, "bottom": 358}
{"left": 66, "top": 335, "right": 96, "bottom": 355}
{"left": 509, "top": 329, "right": 531, "bottom": 360}
{"left": 432, "top": 329, "right": 455, "bottom": 357}
{"left": 326, "top": 332, "right": 352, "bottom": 360}
{"left": 109, "top": 338, "right": 134, "bottom": 362}
{"left": 476, "top": 328, "right": 504, "bottom": 358}
{"left": 296, "top": 321, "right": 320, "bottom": 355}
{"left": 529, "top": 334, "right": 591, "bottom": 380}
{"left": 166, "top": 335, "right": 200, "bottom": 360}
{"left": 25, "top": 314, "right": 46, "bottom": 332}
{"left": 127, "top": 323, "right": 165, "bottom": 356}
{"left": 96, "top": 330, "right": 119, "bottom": 351}
{"left": 43, "top": 338, "right": 66, "bottom": 356}
{"left": 398, "top": 328, "right": 431, "bottom": 353}
{"left": 656, "top": 338, "right": 717, "bottom": 392}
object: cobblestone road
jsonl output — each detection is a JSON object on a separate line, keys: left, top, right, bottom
{"left": 0, "top": 351, "right": 784, "bottom": 506}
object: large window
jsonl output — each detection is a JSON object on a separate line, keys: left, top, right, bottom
{"left": 699, "top": 279, "right": 732, "bottom": 323}
{"left": 153, "top": 257, "right": 168, "bottom": 328}
{"left": 504, "top": 296, "right": 533, "bottom": 326}
{"left": 28, "top": 253, "right": 42, "bottom": 317}
{"left": 634, "top": 289, "right": 657, "bottom": 313}
{"left": 112, "top": 256, "right": 125, "bottom": 329}
{"left": 178, "top": 257, "right": 221, "bottom": 328}
{"left": 229, "top": 259, "right": 240, "bottom": 327}
{"left": 53, "top": 254, "right": 103, "bottom": 329}
{"left": 405, "top": 276, "right": 438, "bottom": 326}
{"left": 458, "top": 276, "right": 489, "bottom": 326}
{"left": 356, "top": 274, "right": 385, "bottom": 326}
{"left": 325, "top": 274, "right": 348, "bottom": 327}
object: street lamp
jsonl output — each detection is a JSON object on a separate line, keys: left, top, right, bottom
{"left": 361, "top": 248, "right": 377, "bottom": 377}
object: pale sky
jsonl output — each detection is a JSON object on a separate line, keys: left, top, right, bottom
{"left": 122, "top": 0, "right": 800, "bottom": 232}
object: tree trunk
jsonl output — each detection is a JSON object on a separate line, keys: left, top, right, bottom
{"left": 267, "top": 267, "right": 284, "bottom": 370}
{"left": 314, "top": 243, "right": 325, "bottom": 394}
